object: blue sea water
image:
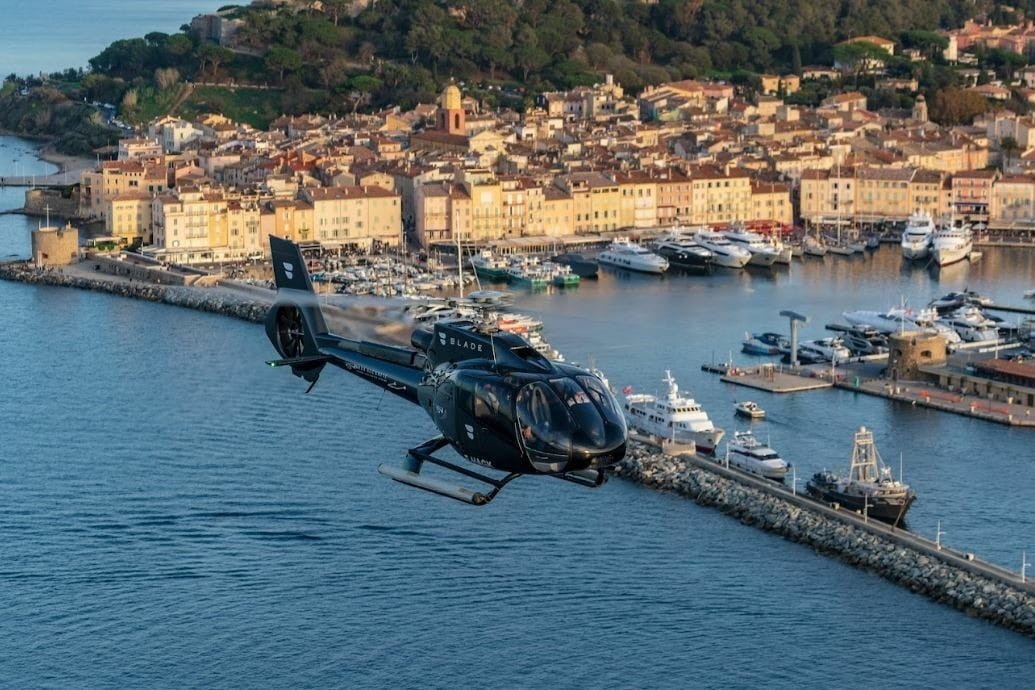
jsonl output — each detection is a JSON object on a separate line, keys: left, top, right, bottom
{"left": 1, "top": 139, "right": 1034, "bottom": 685}
{"left": 0, "top": 1, "right": 222, "bottom": 76}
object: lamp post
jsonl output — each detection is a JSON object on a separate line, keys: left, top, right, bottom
{"left": 1022, "top": 551, "right": 1030, "bottom": 584}
{"left": 936, "top": 520, "right": 945, "bottom": 550}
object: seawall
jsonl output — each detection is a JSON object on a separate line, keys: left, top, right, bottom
{"left": 613, "top": 447, "right": 1035, "bottom": 638}
{"left": 0, "top": 262, "right": 269, "bottom": 323}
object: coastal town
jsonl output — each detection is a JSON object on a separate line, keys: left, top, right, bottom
{"left": 8, "top": 17, "right": 1035, "bottom": 266}
{"left": 4, "top": 3, "right": 1035, "bottom": 675}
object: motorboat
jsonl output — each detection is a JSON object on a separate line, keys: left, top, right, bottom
{"left": 900, "top": 211, "right": 936, "bottom": 260}
{"left": 723, "top": 227, "right": 781, "bottom": 267}
{"left": 796, "top": 337, "right": 852, "bottom": 364}
{"left": 653, "top": 230, "right": 713, "bottom": 272}
{"left": 623, "top": 370, "right": 724, "bottom": 454}
{"left": 734, "top": 401, "right": 766, "bottom": 420}
{"left": 597, "top": 237, "right": 669, "bottom": 274}
{"left": 469, "top": 250, "right": 511, "bottom": 281}
{"left": 724, "top": 431, "right": 788, "bottom": 481}
{"left": 550, "top": 252, "right": 598, "bottom": 279}
{"left": 541, "top": 261, "right": 580, "bottom": 287}
{"left": 938, "top": 306, "right": 1000, "bottom": 342}
{"left": 842, "top": 306, "right": 962, "bottom": 344}
{"left": 505, "top": 257, "right": 548, "bottom": 288}
{"left": 806, "top": 426, "right": 916, "bottom": 523}
{"left": 693, "top": 230, "right": 752, "bottom": 268}
{"left": 742, "top": 332, "right": 789, "bottom": 355}
{"left": 931, "top": 224, "right": 974, "bottom": 267}
{"left": 1025, "top": 289, "right": 1035, "bottom": 299}
{"left": 837, "top": 325, "right": 888, "bottom": 356}
{"left": 927, "top": 289, "right": 992, "bottom": 313}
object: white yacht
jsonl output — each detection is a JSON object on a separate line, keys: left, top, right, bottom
{"left": 693, "top": 230, "right": 751, "bottom": 268}
{"left": 597, "top": 237, "right": 669, "bottom": 274}
{"left": 725, "top": 431, "right": 789, "bottom": 481}
{"left": 938, "top": 306, "right": 1000, "bottom": 342}
{"left": 900, "top": 211, "right": 936, "bottom": 260}
{"left": 796, "top": 337, "right": 852, "bottom": 364}
{"left": 931, "top": 224, "right": 974, "bottom": 267}
{"left": 653, "top": 230, "right": 713, "bottom": 271}
{"left": 842, "top": 307, "right": 962, "bottom": 344}
{"left": 723, "top": 227, "right": 780, "bottom": 267}
{"left": 623, "top": 370, "right": 724, "bottom": 454}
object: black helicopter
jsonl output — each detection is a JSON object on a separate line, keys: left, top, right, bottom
{"left": 265, "top": 236, "right": 628, "bottom": 505}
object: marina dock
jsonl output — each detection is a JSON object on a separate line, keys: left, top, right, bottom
{"left": 702, "top": 361, "right": 833, "bottom": 393}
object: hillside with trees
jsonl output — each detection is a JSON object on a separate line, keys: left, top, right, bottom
{"left": 5, "top": 0, "right": 1035, "bottom": 152}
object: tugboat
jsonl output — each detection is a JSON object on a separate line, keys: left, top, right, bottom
{"left": 806, "top": 426, "right": 916, "bottom": 524}
{"left": 623, "top": 371, "right": 724, "bottom": 454}
{"left": 724, "top": 431, "right": 788, "bottom": 481}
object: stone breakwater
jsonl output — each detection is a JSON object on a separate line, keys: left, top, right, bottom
{"left": 613, "top": 446, "right": 1035, "bottom": 638}
{"left": 0, "top": 263, "right": 269, "bottom": 323}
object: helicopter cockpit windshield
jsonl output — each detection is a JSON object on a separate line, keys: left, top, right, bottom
{"left": 515, "top": 376, "right": 626, "bottom": 473}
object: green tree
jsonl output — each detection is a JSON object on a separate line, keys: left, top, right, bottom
{"left": 197, "top": 43, "right": 234, "bottom": 79}
{"left": 834, "top": 41, "right": 891, "bottom": 87}
{"left": 266, "top": 45, "right": 302, "bottom": 84}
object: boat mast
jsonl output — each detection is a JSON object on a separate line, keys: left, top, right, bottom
{"left": 849, "top": 426, "right": 880, "bottom": 482}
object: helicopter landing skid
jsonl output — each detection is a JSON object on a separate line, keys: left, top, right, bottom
{"left": 552, "top": 468, "right": 608, "bottom": 489}
{"left": 377, "top": 437, "right": 522, "bottom": 506}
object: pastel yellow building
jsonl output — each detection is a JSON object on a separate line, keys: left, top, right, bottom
{"left": 990, "top": 174, "right": 1035, "bottom": 226}
{"left": 106, "top": 192, "right": 154, "bottom": 243}
{"left": 614, "top": 171, "right": 658, "bottom": 229}
{"left": 749, "top": 182, "right": 793, "bottom": 225}
{"left": 303, "top": 185, "right": 402, "bottom": 249}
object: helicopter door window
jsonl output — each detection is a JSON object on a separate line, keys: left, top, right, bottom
{"left": 474, "top": 381, "right": 512, "bottom": 435}
{"left": 515, "top": 383, "right": 572, "bottom": 464}
{"left": 576, "top": 375, "right": 626, "bottom": 430}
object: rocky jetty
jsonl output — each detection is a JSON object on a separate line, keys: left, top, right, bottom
{"left": 614, "top": 446, "right": 1035, "bottom": 638}
{"left": 0, "top": 262, "right": 270, "bottom": 323}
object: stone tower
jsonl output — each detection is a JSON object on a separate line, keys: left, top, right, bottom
{"left": 438, "top": 82, "right": 465, "bottom": 135}
{"left": 912, "top": 95, "right": 928, "bottom": 123}
{"left": 886, "top": 330, "right": 946, "bottom": 380}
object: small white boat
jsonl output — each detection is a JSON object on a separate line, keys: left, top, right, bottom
{"left": 1025, "top": 289, "right": 1035, "bottom": 299}
{"left": 734, "top": 401, "right": 766, "bottom": 419}
{"left": 724, "top": 431, "right": 789, "bottom": 481}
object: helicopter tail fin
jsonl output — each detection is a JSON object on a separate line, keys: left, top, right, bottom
{"left": 265, "top": 236, "right": 329, "bottom": 383}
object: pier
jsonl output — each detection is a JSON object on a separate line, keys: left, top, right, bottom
{"left": 614, "top": 445, "right": 1035, "bottom": 637}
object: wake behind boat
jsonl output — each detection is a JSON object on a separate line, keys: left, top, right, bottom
{"left": 623, "top": 371, "right": 724, "bottom": 454}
